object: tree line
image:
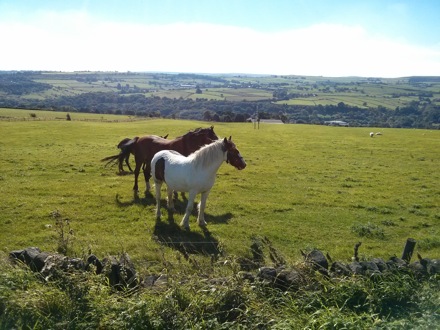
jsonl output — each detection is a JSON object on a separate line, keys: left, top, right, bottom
{"left": 0, "top": 89, "right": 438, "bottom": 129}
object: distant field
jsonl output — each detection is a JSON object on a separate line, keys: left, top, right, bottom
{"left": 1, "top": 108, "right": 439, "bottom": 266}
{"left": 152, "top": 87, "right": 273, "bottom": 101}
{"left": 277, "top": 94, "right": 417, "bottom": 108}
{"left": 0, "top": 107, "right": 139, "bottom": 121}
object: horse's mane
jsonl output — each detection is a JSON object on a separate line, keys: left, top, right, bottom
{"left": 179, "top": 127, "right": 204, "bottom": 138}
{"left": 188, "top": 139, "right": 224, "bottom": 168}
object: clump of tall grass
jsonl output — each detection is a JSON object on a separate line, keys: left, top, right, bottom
{"left": 50, "top": 209, "right": 75, "bottom": 255}
{"left": 351, "top": 222, "right": 386, "bottom": 239}
{"left": 418, "top": 237, "right": 440, "bottom": 251}
{"left": 1, "top": 250, "right": 439, "bottom": 329}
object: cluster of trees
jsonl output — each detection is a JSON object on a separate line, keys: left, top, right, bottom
{"left": 0, "top": 73, "right": 51, "bottom": 95}
{"left": 1, "top": 89, "right": 438, "bottom": 128}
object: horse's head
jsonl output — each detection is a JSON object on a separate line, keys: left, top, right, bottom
{"left": 223, "top": 137, "right": 246, "bottom": 170}
{"left": 195, "top": 126, "right": 218, "bottom": 142}
{"left": 184, "top": 126, "right": 219, "bottom": 152}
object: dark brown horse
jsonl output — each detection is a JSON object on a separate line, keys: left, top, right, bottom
{"left": 103, "top": 134, "right": 169, "bottom": 174}
{"left": 116, "top": 137, "right": 137, "bottom": 173}
{"left": 132, "top": 126, "right": 218, "bottom": 192}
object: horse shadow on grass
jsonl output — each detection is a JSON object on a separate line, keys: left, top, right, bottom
{"left": 153, "top": 216, "right": 222, "bottom": 259}
{"left": 119, "top": 191, "right": 190, "bottom": 207}
{"left": 152, "top": 206, "right": 234, "bottom": 259}
{"left": 203, "top": 212, "right": 233, "bottom": 225}
{"left": 115, "top": 191, "right": 157, "bottom": 207}
{"left": 115, "top": 192, "right": 233, "bottom": 225}
{"left": 115, "top": 193, "right": 233, "bottom": 258}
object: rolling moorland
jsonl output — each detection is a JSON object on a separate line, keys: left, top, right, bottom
{"left": 0, "top": 110, "right": 439, "bottom": 328}
{"left": 0, "top": 71, "right": 439, "bottom": 128}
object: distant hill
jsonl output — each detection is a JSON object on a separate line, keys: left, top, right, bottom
{"left": 0, "top": 71, "right": 439, "bottom": 129}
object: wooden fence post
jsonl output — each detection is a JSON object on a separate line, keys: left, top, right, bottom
{"left": 354, "top": 242, "right": 362, "bottom": 262}
{"left": 402, "top": 238, "right": 416, "bottom": 263}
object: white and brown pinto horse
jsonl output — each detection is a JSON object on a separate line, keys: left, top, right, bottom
{"left": 151, "top": 137, "right": 246, "bottom": 230}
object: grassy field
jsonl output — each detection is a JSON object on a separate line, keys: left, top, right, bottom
{"left": 1, "top": 108, "right": 439, "bottom": 328}
{"left": 0, "top": 107, "right": 138, "bottom": 121}
{"left": 1, "top": 108, "right": 439, "bottom": 265}
{"left": 150, "top": 87, "right": 273, "bottom": 101}
{"left": 278, "top": 93, "right": 418, "bottom": 109}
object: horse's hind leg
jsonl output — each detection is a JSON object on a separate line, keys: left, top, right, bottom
{"left": 154, "top": 181, "right": 163, "bottom": 220}
{"left": 173, "top": 191, "right": 186, "bottom": 200}
{"left": 197, "top": 190, "right": 210, "bottom": 227}
{"left": 118, "top": 157, "right": 124, "bottom": 173}
{"left": 125, "top": 155, "right": 133, "bottom": 172}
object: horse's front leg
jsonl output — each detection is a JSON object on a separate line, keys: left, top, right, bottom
{"left": 154, "top": 181, "right": 163, "bottom": 220}
{"left": 197, "top": 190, "right": 210, "bottom": 227}
{"left": 180, "top": 191, "right": 197, "bottom": 230}
{"left": 125, "top": 155, "right": 133, "bottom": 172}
{"left": 118, "top": 156, "right": 124, "bottom": 173}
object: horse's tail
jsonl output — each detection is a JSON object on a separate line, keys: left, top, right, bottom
{"left": 103, "top": 137, "right": 139, "bottom": 168}
{"left": 101, "top": 154, "right": 120, "bottom": 167}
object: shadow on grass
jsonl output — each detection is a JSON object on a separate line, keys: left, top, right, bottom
{"left": 116, "top": 193, "right": 232, "bottom": 258}
{"left": 115, "top": 191, "right": 192, "bottom": 208}
{"left": 204, "top": 212, "right": 233, "bottom": 225}
{"left": 153, "top": 213, "right": 222, "bottom": 258}
{"left": 115, "top": 191, "right": 157, "bottom": 207}
{"left": 116, "top": 171, "right": 134, "bottom": 176}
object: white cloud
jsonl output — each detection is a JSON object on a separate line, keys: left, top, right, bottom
{"left": 2, "top": 11, "right": 440, "bottom": 77}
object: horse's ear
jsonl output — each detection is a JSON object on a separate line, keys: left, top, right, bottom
{"left": 228, "top": 136, "right": 232, "bottom": 141}
{"left": 211, "top": 126, "right": 214, "bottom": 130}
{"left": 222, "top": 137, "right": 228, "bottom": 151}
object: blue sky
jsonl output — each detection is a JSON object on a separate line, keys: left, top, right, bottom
{"left": 1, "top": 0, "right": 440, "bottom": 77}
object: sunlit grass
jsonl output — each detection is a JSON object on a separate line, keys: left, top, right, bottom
{"left": 1, "top": 109, "right": 439, "bottom": 328}
{"left": 0, "top": 109, "right": 439, "bottom": 265}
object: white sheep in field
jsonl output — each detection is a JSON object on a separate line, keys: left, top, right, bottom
{"left": 370, "top": 132, "right": 374, "bottom": 137}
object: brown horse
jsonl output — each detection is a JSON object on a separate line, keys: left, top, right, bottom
{"left": 101, "top": 127, "right": 218, "bottom": 192}
{"left": 132, "top": 126, "right": 218, "bottom": 192}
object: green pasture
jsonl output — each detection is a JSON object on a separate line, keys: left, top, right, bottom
{"left": 277, "top": 93, "right": 421, "bottom": 109}
{"left": 153, "top": 87, "right": 273, "bottom": 101}
{"left": 0, "top": 107, "right": 137, "bottom": 121}
{"left": 0, "top": 108, "right": 439, "bottom": 268}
